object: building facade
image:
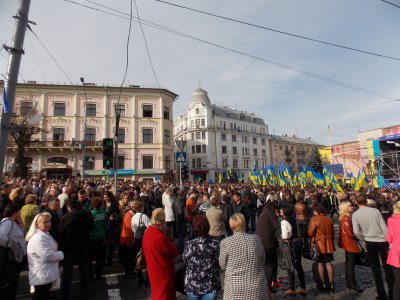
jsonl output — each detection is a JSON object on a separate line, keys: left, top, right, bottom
{"left": 2, "top": 82, "right": 178, "bottom": 182}
{"left": 174, "top": 88, "right": 270, "bottom": 182}
{"left": 269, "top": 134, "right": 322, "bottom": 172}
{"left": 327, "top": 124, "right": 400, "bottom": 187}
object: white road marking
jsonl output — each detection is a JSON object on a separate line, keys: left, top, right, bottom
{"left": 106, "top": 274, "right": 121, "bottom": 300}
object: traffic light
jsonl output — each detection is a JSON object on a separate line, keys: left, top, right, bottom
{"left": 181, "top": 165, "right": 188, "bottom": 180}
{"left": 103, "top": 138, "right": 114, "bottom": 169}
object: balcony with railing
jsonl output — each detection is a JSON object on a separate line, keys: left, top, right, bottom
{"left": 7, "top": 140, "right": 104, "bottom": 149}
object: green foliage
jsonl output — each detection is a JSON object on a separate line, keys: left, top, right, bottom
{"left": 307, "top": 147, "right": 324, "bottom": 174}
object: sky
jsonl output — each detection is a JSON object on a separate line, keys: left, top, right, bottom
{"left": 1, "top": 0, "right": 399, "bottom": 146}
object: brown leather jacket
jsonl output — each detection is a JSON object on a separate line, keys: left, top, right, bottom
{"left": 338, "top": 214, "right": 361, "bottom": 253}
{"left": 308, "top": 214, "right": 335, "bottom": 254}
{"left": 294, "top": 202, "right": 307, "bottom": 221}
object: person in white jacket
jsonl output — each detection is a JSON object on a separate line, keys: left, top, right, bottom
{"left": 26, "top": 212, "right": 64, "bottom": 300}
{"left": 162, "top": 187, "right": 175, "bottom": 239}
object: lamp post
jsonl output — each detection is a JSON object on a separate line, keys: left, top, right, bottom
{"left": 80, "top": 77, "right": 88, "bottom": 181}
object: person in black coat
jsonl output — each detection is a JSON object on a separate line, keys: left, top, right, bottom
{"left": 255, "top": 201, "right": 281, "bottom": 292}
{"left": 219, "top": 193, "right": 234, "bottom": 236}
{"left": 58, "top": 199, "right": 94, "bottom": 300}
{"left": 0, "top": 184, "right": 12, "bottom": 218}
{"left": 232, "top": 192, "right": 250, "bottom": 229}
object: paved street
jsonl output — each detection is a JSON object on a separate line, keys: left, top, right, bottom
{"left": 16, "top": 218, "right": 390, "bottom": 299}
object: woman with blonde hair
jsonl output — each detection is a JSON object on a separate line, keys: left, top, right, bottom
{"left": 338, "top": 201, "right": 362, "bottom": 292}
{"left": 142, "top": 208, "right": 179, "bottom": 299}
{"left": 219, "top": 213, "right": 267, "bottom": 300}
{"left": 9, "top": 187, "right": 24, "bottom": 207}
{"left": 26, "top": 212, "right": 64, "bottom": 300}
{"left": 387, "top": 201, "right": 400, "bottom": 300}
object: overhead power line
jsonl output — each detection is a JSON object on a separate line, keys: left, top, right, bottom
{"left": 117, "top": 0, "right": 133, "bottom": 104}
{"left": 133, "top": 0, "right": 160, "bottom": 87}
{"left": 381, "top": 0, "right": 400, "bottom": 9}
{"left": 27, "top": 26, "right": 73, "bottom": 83}
{"left": 62, "top": 0, "right": 398, "bottom": 101}
{"left": 154, "top": 0, "right": 400, "bottom": 61}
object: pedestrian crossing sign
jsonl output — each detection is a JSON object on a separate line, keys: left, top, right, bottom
{"left": 176, "top": 152, "right": 186, "bottom": 163}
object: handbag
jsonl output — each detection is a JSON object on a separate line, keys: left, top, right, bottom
{"left": 278, "top": 240, "right": 294, "bottom": 271}
{"left": 302, "top": 238, "right": 320, "bottom": 262}
{"left": 355, "top": 242, "right": 369, "bottom": 267}
{"left": 135, "top": 248, "right": 146, "bottom": 270}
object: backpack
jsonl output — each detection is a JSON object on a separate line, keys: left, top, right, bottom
{"left": 0, "top": 220, "right": 20, "bottom": 289}
{"left": 135, "top": 214, "right": 147, "bottom": 245}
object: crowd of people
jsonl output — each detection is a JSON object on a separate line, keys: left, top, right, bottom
{"left": 0, "top": 176, "right": 399, "bottom": 300}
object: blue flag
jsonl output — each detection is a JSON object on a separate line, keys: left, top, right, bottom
{"left": 2, "top": 88, "right": 10, "bottom": 113}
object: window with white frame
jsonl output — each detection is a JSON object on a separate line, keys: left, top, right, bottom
{"left": 115, "top": 104, "right": 126, "bottom": 117}
{"left": 54, "top": 103, "right": 66, "bottom": 116}
{"left": 117, "top": 128, "right": 126, "bottom": 143}
{"left": 143, "top": 129, "right": 153, "bottom": 144}
{"left": 86, "top": 103, "right": 96, "bottom": 117}
{"left": 164, "top": 130, "right": 170, "bottom": 144}
{"left": 143, "top": 105, "right": 153, "bottom": 118}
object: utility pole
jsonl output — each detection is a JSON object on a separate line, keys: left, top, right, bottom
{"left": 114, "top": 110, "right": 120, "bottom": 196}
{"left": 80, "top": 77, "right": 88, "bottom": 181}
{"left": 0, "top": 0, "right": 31, "bottom": 183}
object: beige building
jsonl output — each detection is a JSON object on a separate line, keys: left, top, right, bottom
{"left": 2, "top": 81, "right": 178, "bottom": 182}
{"left": 174, "top": 88, "right": 270, "bottom": 182}
{"left": 269, "top": 134, "right": 323, "bottom": 172}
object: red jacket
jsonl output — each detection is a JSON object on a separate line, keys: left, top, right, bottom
{"left": 142, "top": 225, "right": 179, "bottom": 300}
{"left": 338, "top": 214, "right": 360, "bottom": 253}
{"left": 119, "top": 210, "right": 134, "bottom": 247}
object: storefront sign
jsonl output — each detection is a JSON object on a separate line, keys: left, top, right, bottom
{"left": 84, "top": 169, "right": 165, "bottom": 176}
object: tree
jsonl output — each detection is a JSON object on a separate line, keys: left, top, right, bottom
{"left": 307, "top": 147, "right": 324, "bottom": 174}
{"left": 9, "top": 117, "right": 42, "bottom": 178}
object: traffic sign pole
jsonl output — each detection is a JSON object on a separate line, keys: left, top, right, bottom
{"left": 179, "top": 162, "right": 183, "bottom": 190}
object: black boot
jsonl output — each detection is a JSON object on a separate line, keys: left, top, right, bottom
{"left": 350, "top": 285, "right": 363, "bottom": 293}
{"left": 329, "top": 283, "right": 335, "bottom": 294}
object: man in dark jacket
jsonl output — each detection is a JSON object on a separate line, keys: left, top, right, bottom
{"left": 232, "top": 192, "right": 250, "bottom": 228}
{"left": 0, "top": 184, "right": 11, "bottom": 218}
{"left": 59, "top": 198, "right": 94, "bottom": 300}
{"left": 219, "top": 193, "right": 234, "bottom": 236}
{"left": 255, "top": 201, "right": 281, "bottom": 292}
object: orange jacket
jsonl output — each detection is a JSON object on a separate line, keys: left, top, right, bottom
{"left": 308, "top": 214, "right": 335, "bottom": 254}
{"left": 119, "top": 210, "right": 134, "bottom": 247}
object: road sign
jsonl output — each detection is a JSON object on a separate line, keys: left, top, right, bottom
{"left": 175, "top": 140, "right": 187, "bottom": 152}
{"left": 176, "top": 152, "right": 186, "bottom": 163}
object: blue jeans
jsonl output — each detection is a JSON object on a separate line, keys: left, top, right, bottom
{"left": 187, "top": 291, "right": 218, "bottom": 300}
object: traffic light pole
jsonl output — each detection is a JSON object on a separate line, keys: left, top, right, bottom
{"left": 113, "top": 111, "right": 120, "bottom": 196}
{"left": 0, "top": 0, "right": 31, "bottom": 183}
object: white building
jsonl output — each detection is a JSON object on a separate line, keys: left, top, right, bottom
{"left": 174, "top": 88, "right": 270, "bottom": 182}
